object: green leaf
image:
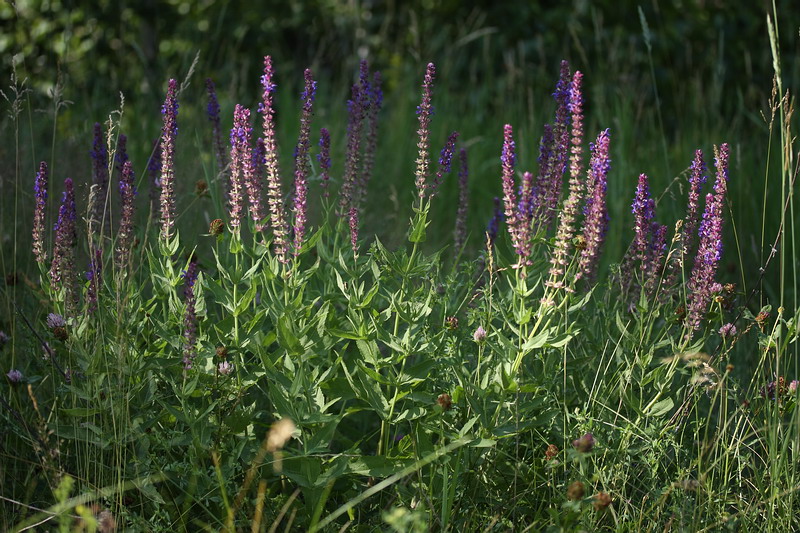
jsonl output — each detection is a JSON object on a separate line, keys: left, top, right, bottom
{"left": 356, "top": 339, "right": 379, "bottom": 365}
{"left": 646, "top": 397, "right": 674, "bottom": 418}
{"left": 408, "top": 210, "right": 429, "bottom": 243}
{"left": 277, "top": 315, "right": 304, "bottom": 355}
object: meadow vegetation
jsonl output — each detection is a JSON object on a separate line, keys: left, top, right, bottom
{"left": 1, "top": 4, "right": 800, "bottom": 532}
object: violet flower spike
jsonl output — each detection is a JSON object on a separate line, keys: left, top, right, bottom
{"left": 148, "top": 139, "right": 162, "bottom": 221}
{"left": 429, "top": 131, "right": 459, "bottom": 197}
{"left": 50, "top": 177, "right": 78, "bottom": 314}
{"left": 500, "top": 124, "right": 528, "bottom": 261}
{"left": 632, "top": 174, "right": 656, "bottom": 262}
{"left": 683, "top": 150, "right": 707, "bottom": 255}
{"left": 32, "top": 161, "right": 48, "bottom": 263}
{"left": 318, "top": 128, "right": 331, "bottom": 198}
{"left": 486, "top": 197, "right": 504, "bottom": 248}
{"left": 414, "top": 63, "right": 435, "bottom": 202}
{"left": 206, "top": 78, "right": 228, "bottom": 175}
{"left": 357, "top": 68, "right": 382, "bottom": 208}
{"left": 546, "top": 71, "right": 585, "bottom": 289}
{"left": 259, "top": 56, "right": 289, "bottom": 262}
{"left": 339, "top": 83, "right": 364, "bottom": 217}
{"left": 532, "top": 124, "right": 554, "bottom": 221}
{"left": 228, "top": 104, "right": 251, "bottom": 230}
{"left": 85, "top": 247, "right": 102, "bottom": 314}
{"left": 115, "top": 133, "right": 129, "bottom": 173}
{"left": 542, "top": 60, "right": 572, "bottom": 227}
{"left": 453, "top": 147, "right": 469, "bottom": 253}
{"left": 348, "top": 206, "right": 359, "bottom": 254}
{"left": 576, "top": 129, "right": 611, "bottom": 286}
{"left": 89, "top": 122, "right": 109, "bottom": 234}
{"left": 182, "top": 259, "right": 200, "bottom": 370}
{"left": 159, "top": 79, "right": 179, "bottom": 241}
{"left": 686, "top": 143, "right": 730, "bottom": 332}
{"left": 293, "top": 68, "right": 316, "bottom": 256}
{"left": 116, "top": 160, "right": 137, "bottom": 268}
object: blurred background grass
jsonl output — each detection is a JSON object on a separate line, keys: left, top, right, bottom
{"left": 1, "top": 0, "right": 799, "bottom": 307}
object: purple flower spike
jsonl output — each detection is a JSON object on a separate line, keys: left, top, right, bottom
{"left": 89, "top": 122, "right": 109, "bottom": 234}
{"left": 632, "top": 174, "right": 656, "bottom": 262}
{"left": 86, "top": 247, "right": 103, "bottom": 314}
{"left": 686, "top": 143, "right": 730, "bottom": 332}
{"left": 182, "top": 258, "right": 200, "bottom": 371}
{"left": 116, "top": 160, "right": 137, "bottom": 268}
{"left": 339, "top": 83, "right": 364, "bottom": 217}
{"left": 115, "top": 133, "right": 129, "bottom": 173}
{"left": 159, "top": 79, "right": 179, "bottom": 241}
{"left": 229, "top": 104, "right": 252, "bottom": 229}
{"left": 357, "top": 67, "right": 383, "bottom": 208}
{"left": 32, "top": 161, "right": 48, "bottom": 263}
{"left": 684, "top": 150, "right": 707, "bottom": 254}
{"left": 6, "top": 369, "right": 22, "bottom": 383}
{"left": 259, "top": 56, "right": 289, "bottom": 262}
{"left": 293, "top": 68, "right": 316, "bottom": 256}
{"left": 453, "top": 147, "right": 469, "bottom": 253}
{"left": 348, "top": 207, "right": 359, "bottom": 254}
{"left": 500, "top": 124, "right": 530, "bottom": 263}
{"left": 547, "top": 71, "right": 586, "bottom": 290}
{"left": 429, "top": 131, "right": 459, "bottom": 197}
{"left": 318, "top": 128, "right": 332, "bottom": 198}
{"left": 50, "top": 177, "right": 78, "bottom": 314}
{"left": 206, "top": 78, "right": 229, "bottom": 177}
{"left": 576, "top": 129, "right": 611, "bottom": 286}
{"left": 486, "top": 197, "right": 504, "bottom": 248}
{"left": 414, "top": 63, "right": 435, "bottom": 202}
{"left": 148, "top": 139, "right": 162, "bottom": 221}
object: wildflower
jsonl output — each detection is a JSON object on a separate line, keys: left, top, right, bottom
{"left": 445, "top": 316, "right": 458, "bottom": 330}
{"left": 147, "top": 139, "right": 162, "bottom": 221}
{"left": 182, "top": 259, "right": 200, "bottom": 370}
{"left": 790, "top": 380, "right": 799, "bottom": 394}
{"left": 318, "top": 128, "right": 331, "bottom": 198}
{"left": 486, "top": 197, "right": 504, "bottom": 248}
{"left": 116, "top": 160, "right": 136, "bottom": 268}
{"left": 453, "top": 148, "right": 469, "bottom": 253}
{"left": 89, "top": 122, "right": 109, "bottom": 234}
{"left": 429, "top": 131, "right": 460, "bottom": 197}
{"left": 719, "top": 323, "right": 736, "bottom": 338}
{"left": 216, "top": 345, "right": 228, "bottom": 358}
{"left": 567, "top": 481, "right": 585, "bottom": 501}
{"left": 545, "top": 444, "right": 559, "bottom": 461}
{"left": 259, "top": 56, "right": 289, "bottom": 261}
{"left": 682, "top": 150, "right": 707, "bottom": 255}
{"left": 500, "top": 124, "right": 530, "bottom": 262}
{"left": 686, "top": 143, "right": 730, "bottom": 332}
{"left": 47, "top": 313, "right": 66, "bottom": 329}
{"left": 436, "top": 393, "right": 452, "bottom": 411}
{"left": 293, "top": 68, "right": 316, "bottom": 255}
{"left": 50, "top": 177, "right": 78, "bottom": 314}
{"left": 348, "top": 207, "right": 359, "bottom": 253}
{"left": 593, "top": 492, "right": 612, "bottom": 511}
{"left": 206, "top": 78, "right": 228, "bottom": 178}
{"left": 572, "top": 432, "right": 595, "bottom": 453}
{"left": 218, "top": 361, "right": 233, "bottom": 375}
{"left": 0, "top": 331, "right": 9, "bottom": 347}
{"left": 537, "top": 60, "right": 571, "bottom": 229}
{"left": 358, "top": 68, "right": 382, "bottom": 208}
{"left": 413, "top": 63, "right": 435, "bottom": 202}
{"left": 195, "top": 179, "right": 209, "bottom": 198}
{"left": 115, "top": 133, "right": 129, "bottom": 173}
{"left": 53, "top": 326, "right": 68, "bottom": 342}
{"left": 473, "top": 325, "right": 487, "bottom": 343}
{"left": 85, "top": 247, "right": 103, "bottom": 313}
{"left": 339, "top": 83, "right": 364, "bottom": 216}
{"left": 32, "top": 161, "right": 48, "bottom": 263}
{"left": 575, "top": 129, "right": 611, "bottom": 285}
{"left": 209, "top": 219, "right": 225, "bottom": 236}
{"left": 229, "top": 104, "right": 253, "bottom": 229}
{"left": 159, "top": 79, "right": 179, "bottom": 241}
{"left": 6, "top": 369, "right": 22, "bottom": 383}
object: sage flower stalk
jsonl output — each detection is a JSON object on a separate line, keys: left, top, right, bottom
{"left": 414, "top": 63, "right": 435, "bottom": 202}
{"left": 318, "top": 128, "right": 331, "bottom": 198}
{"left": 159, "top": 79, "right": 179, "bottom": 241}
{"left": 32, "top": 161, "right": 48, "bottom": 263}
{"left": 576, "top": 129, "right": 611, "bottom": 285}
{"left": 293, "top": 68, "right": 316, "bottom": 255}
{"left": 259, "top": 56, "right": 288, "bottom": 260}
{"left": 89, "top": 122, "right": 109, "bottom": 234}
{"left": 116, "top": 160, "right": 136, "bottom": 268}
{"left": 339, "top": 83, "right": 364, "bottom": 216}
{"left": 50, "top": 177, "right": 78, "bottom": 314}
